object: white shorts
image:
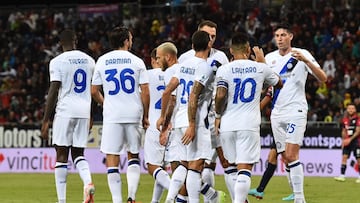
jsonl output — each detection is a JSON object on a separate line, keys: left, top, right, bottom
{"left": 52, "top": 116, "right": 89, "bottom": 148}
{"left": 165, "top": 128, "right": 185, "bottom": 162}
{"left": 186, "top": 126, "right": 213, "bottom": 161}
{"left": 144, "top": 127, "right": 165, "bottom": 166}
{"left": 100, "top": 123, "right": 141, "bottom": 155}
{"left": 271, "top": 115, "right": 306, "bottom": 153}
{"left": 220, "top": 130, "right": 260, "bottom": 164}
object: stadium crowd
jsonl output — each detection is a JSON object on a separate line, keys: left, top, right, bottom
{"left": 0, "top": 0, "right": 359, "bottom": 124}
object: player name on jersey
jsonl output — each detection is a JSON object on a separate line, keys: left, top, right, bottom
{"left": 232, "top": 66, "right": 257, "bottom": 74}
{"left": 105, "top": 58, "right": 131, "bottom": 65}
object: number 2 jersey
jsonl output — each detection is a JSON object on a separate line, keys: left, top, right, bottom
{"left": 216, "top": 59, "right": 279, "bottom": 132}
{"left": 49, "top": 50, "right": 95, "bottom": 119}
{"left": 147, "top": 68, "right": 165, "bottom": 130}
{"left": 92, "top": 50, "right": 149, "bottom": 123}
{"left": 173, "top": 56, "right": 215, "bottom": 128}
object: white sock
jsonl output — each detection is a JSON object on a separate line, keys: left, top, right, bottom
{"left": 234, "top": 170, "right": 251, "bottom": 203}
{"left": 127, "top": 159, "right": 140, "bottom": 200}
{"left": 200, "top": 182, "right": 218, "bottom": 201}
{"left": 153, "top": 167, "right": 170, "bottom": 189}
{"left": 176, "top": 194, "right": 188, "bottom": 202}
{"left": 166, "top": 164, "right": 187, "bottom": 201}
{"left": 74, "top": 156, "right": 92, "bottom": 186}
{"left": 151, "top": 181, "right": 164, "bottom": 203}
{"left": 186, "top": 170, "right": 201, "bottom": 203}
{"left": 224, "top": 166, "right": 237, "bottom": 201}
{"left": 285, "top": 166, "right": 293, "bottom": 190}
{"left": 202, "top": 167, "right": 215, "bottom": 203}
{"left": 55, "top": 162, "right": 68, "bottom": 203}
{"left": 289, "top": 160, "right": 305, "bottom": 200}
{"left": 107, "top": 167, "right": 122, "bottom": 203}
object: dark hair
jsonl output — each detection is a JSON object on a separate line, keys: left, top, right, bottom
{"left": 231, "top": 32, "right": 249, "bottom": 46}
{"left": 109, "top": 26, "right": 130, "bottom": 49}
{"left": 274, "top": 22, "right": 292, "bottom": 33}
{"left": 198, "top": 20, "right": 217, "bottom": 30}
{"left": 59, "top": 29, "right": 76, "bottom": 45}
{"left": 150, "top": 48, "right": 156, "bottom": 59}
{"left": 192, "top": 30, "right": 210, "bottom": 52}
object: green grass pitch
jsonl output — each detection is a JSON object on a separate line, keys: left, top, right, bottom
{"left": 0, "top": 173, "right": 359, "bottom": 203}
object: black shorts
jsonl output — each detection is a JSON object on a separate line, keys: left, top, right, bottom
{"left": 342, "top": 141, "right": 360, "bottom": 158}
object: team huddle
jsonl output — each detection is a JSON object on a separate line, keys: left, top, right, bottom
{"left": 41, "top": 20, "right": 327, "bottom": 203}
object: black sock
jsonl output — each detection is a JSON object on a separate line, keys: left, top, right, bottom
{"left": 257, "top": 163, "right": 276, "bottom": 192}
{"left": 341, "top": 164, "right": 347, "bottom": 175}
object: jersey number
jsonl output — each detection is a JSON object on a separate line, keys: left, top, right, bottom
{"left": 233, "top": 78, "right": 256, "bottom": 104}
{"left": 179, "top": 79, "right": 193, "bottom": 104}
{"left": 105, "top": 68, "right": 135, "bottom": 95}
{"left": 73, "top": 69, "right": 87, "bottom": 93}
{"left": 155, "top": 85, "right": 165, "bottom": 109}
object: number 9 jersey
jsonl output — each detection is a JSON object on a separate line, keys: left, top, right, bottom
{"left": 92, "top": 50, "right": 149, "bottom": 123}
{"left": 49, "top": 50, "right": 95, "bottom": 118}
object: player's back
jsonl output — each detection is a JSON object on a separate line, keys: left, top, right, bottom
{"left": 216, "top": 59, "right": 277, "bottom": 131}
{"left": 49, "top": 50, "right": 95, "bottom": 118}
{"left": 173, "top": 57, "right": 204, "bottom": 128}
{"left": 147, "top": 68, "right": 165, "bottom": 130}
{"left": 93, "top": 50, "right": 148, "bottom": 123}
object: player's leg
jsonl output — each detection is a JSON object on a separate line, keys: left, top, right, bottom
{"left": 233, "top": 130, "right": 259, "bottom": 203}
{"left": 334, "top": 147, "right": 350, "bottom": 181}
{"left": 101, "top": 123, "right": 124, "bottom": 203}
{"left": 52, "top": 117, "right": 72, "bottom": 203}
{"left": 126, "top": 124, "right": 143, "bottom": 203}
{"left": 284, "top": 116, "right": 306, "bottom": 203}
{"left": 71, "top": 118, "right": 94, "bottom": 203}
{"left": 54, "top": 145, "right": 70, "bottom": 203}
{"left": 166, "top": 128, "right": 188, "bottom": 202}
{"left": 354, "top": 148, "right": 360, "bottom": 183}
{"left": 144, "top": 127, "right": 170, "bottom": 202}
{"left": 249, "top": 146, "right": 278, "bottom": 199}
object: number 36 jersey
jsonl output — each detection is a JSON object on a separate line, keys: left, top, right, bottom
{"left": 216, "top": 59, "right": 279, "bottom": 132}
{"left": 49, "top": 50, "right": 95, "bottom": 119}
{"left": 92, "top": 50, "right": 149, "bottom": 123}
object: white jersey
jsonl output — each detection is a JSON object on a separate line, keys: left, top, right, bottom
{"left": 164, "top": 63, "right": 180, "bottom": 85}
{"left": 147, "top": 68, "right": 165, "bottom": 130}
{"left": 49, "top": 50, "right": 95, "bottom": 118}
{"left": 92, "top": 50, "right": 149, "bottom": 123}
{"left": 265, "top": 48, "right": 320, "bottom": 117}
{"left": 174, "top": 56, "right": 214, "bottom": 128}
{"left": 179, "top": 48, "right": 229, "bottom": 68}
{"left": 216, "top": 59, "right": 279, "bottom": 132}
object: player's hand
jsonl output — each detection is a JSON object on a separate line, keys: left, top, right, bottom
{"left": 159, "top": 130, "right": 168, "bottom": 146}
{"left": 156, "top": 117, "right": 164, "bottom": 131}
{"left": 252, "top": 46, "right": 265, "bottom": 63}
{"left": 291, "top": 50, "right": 307, "bottom": 62}
{"left": 41, "top": 121, "right": 49, "bottom": 140}
{"left": 266, "top": 86, "right": 274, "bottom": 98}
{"left": 142, "top": 117, "right": 150, "bottom": 130}
{"left": 343, "top": 137, "right": 351, "bottom": 147}
{"left": 182, "top": 125, "right": 195, "bottom": 145}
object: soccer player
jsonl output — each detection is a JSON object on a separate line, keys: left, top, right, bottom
{"left": 91, "top": 26, "right": 150, "bottom": 203}
{"left": 334, "top": 103, "right": 360, "bottom": 183}
{"left": 264, "top": 23, "right": 327, "bottom": 203}
{"left": 178, "top": 20, "right": 233, "bottom": 202}
{"left": 144, "top": 47, "right": 171, "bottom": 203}
{"left": 215, "top": 32, "right": 282, "bottom": 203}
{"left": 158, "top": 30, "right": 224, "bottom": 203}
{"left": 41, "top": 29, "right": 95, "bottom": 203}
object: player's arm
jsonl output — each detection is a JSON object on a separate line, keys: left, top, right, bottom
{"left": 214, "top": 83, "right": 228, "bottom": 136}
{"left": 260, "top": 86, "right": 273, "bottom": 111}
{"left": 182, "top": 81, "right": 203, "bottom": 145}
{"left": 291, "top": 50, "right": 327, "bottom": 82}
{"left": 140, "top": 83, "right": 150, "bottom": 130}
{"left": 157, "top": 77, "right": 178, "bottom": 131}
{"left": 349, "top": 124, "right": 360, "bottom": 142}
{"left": 41, "top": 81, "right": 61, "bottom": 140}
{"left": 91, "top": 85, "right": 104, "bottom": 106}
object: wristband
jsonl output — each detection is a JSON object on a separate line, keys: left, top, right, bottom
{"left": 215, "top": 112, "right": 222, "bottom": 119}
